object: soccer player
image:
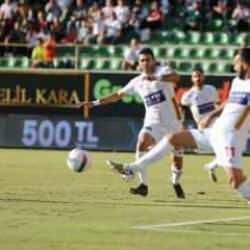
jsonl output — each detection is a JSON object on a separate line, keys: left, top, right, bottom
{"left": 108, "top": 47, "right": 250, "bottom": 203}
{"left": 181, "top": 67, "right": 220, "bottom": 182}
{"left": 82, "top": 48, "right": 185, "bottom": 198}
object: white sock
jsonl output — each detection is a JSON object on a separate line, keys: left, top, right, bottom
{"left": 129, "top": 137, "right": 173, "bottom": 173}
{"left": 135, "top": 151, "right": 148, "bottom": 185}
{"left": 237, "top": 180, "right": 250, "bottom": 201}
{"left": 204, "top": 158, "right": 218, "bottom": 171}
{"left": 171, "top": 165, "right": 182, "bottom": 185}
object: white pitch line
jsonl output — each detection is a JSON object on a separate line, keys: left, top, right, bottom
{"left": 133, "top": 216, "right": 250, "bottom": 230}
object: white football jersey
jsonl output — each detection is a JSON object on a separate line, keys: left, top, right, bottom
{"left": 181, "top": 84, "right": 219, "bottom": 123}
{"left": 120, "top": 65, "right": 180, "bottom": 127}
{"left": 214, "top": 77, "right": 250, "bottom": 136}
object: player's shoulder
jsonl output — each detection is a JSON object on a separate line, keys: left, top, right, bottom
{"left": 155, "top": 64, "right": 173, "bottom": 76}
{"left": 181, "top": 87, "right": 194, "bottom": 100}
{"left": 204, "top": 84, "right": 217, "bottom": 91}
{"left": 129, "top": 74, "right": 143, "bottom": 83}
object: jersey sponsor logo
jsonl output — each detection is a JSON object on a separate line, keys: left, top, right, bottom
{"left": 144, "top": 90, "right": 166, "bottom": 107}
{"left": 228, "top": 91, "right": 250, "bottom": 105}
{"left": 197, "top": 102, "right": 215, "bottom": 114}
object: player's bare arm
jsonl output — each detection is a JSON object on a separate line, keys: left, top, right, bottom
{"left": 234, "top": 106, "right": 250, "bottom": 130}
{"left": 80, "top": 91, "right": 125, "bottom": 109}
{"left": 198, "top": 103, "right": 225, "bottom": 129}
{"left": 161, "top": 72, "right": 180, "bottom": 84}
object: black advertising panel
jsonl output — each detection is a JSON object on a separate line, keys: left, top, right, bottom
{"left": 0, "top": 114, "right": 142, "bottom": 151}
{"left": 0, "top": 71, "right": 86, "bottom": 115}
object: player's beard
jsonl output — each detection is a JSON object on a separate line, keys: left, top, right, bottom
{"left": 238, "top": 66, "right": 246, "bottom": 80}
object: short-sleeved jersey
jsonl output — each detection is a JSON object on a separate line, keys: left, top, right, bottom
{"left": 181, "top": 84, "right": 219, "bottom": 123}
{"left": 120, "top": 65, "right": 180, "bottom": 126}
{"left": 214, "top": 77, "right": 250, "bottom": 137}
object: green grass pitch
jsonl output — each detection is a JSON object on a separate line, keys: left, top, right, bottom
{"left": 0, "top": 149, "right": 250, "bottom": 250}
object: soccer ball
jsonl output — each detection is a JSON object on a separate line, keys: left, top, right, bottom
{"left": 66, "top": 148, "right": 91, "bottom": 173}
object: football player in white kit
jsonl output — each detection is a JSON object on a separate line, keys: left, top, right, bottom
{"left": 108, "top": 47, "right": 250, "bottom": 203}
{"left": 82, "top": 48, "right": 185, "bottom": 198}
{"left": 181, "top": 68, "right": 220, "bottom": 182}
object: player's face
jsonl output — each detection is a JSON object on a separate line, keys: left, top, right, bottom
{"left": 191, "top": 71, "right": 204, "bottom": 87}
{"left": 138, "top": 54, "right": 155, "bottom": 73}
{"left": 233, "top": 54, "right": 241, "bottom": 74}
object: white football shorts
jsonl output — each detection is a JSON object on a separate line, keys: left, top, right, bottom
{"left": 190, "top": 128, "right": 245, "bottom": 168}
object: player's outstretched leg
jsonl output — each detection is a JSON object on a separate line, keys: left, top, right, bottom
{"left": 204, "top": 158, "right": 218, "bottom": 182}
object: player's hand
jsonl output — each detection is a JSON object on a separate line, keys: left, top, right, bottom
{"left": 78, "top": 101, "right": 95, "bottom": 109}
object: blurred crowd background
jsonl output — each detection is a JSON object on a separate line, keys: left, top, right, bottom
{"left": 1, "top": 0, "right": 249, "bottom": 47}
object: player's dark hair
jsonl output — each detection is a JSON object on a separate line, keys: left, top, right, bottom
{"left": 192, "top": 66, "right": 204, "bottom": 74}
{"left": 139, "top": 47, "right": 155, "bottom": 59}
{"left": 240, "top": 47, "right": 250, "bottom": 64}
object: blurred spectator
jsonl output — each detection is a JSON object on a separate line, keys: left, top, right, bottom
{"left": 232, "top": 2, "right": 250, "bottom": 31}
{"left": 72, "top": 0, "right": 88, "bottom": 20}
{"left": 211, "top": 0, "right": 228, "bottom": 19}
{"left": 0, "top": 0, "right": 248, "bottom": 47}
{"left": 88, "top": 1, "right": 100, "bottom": 21}
{"left": 114, "top": 0, "right": 130, "bottom": 25}
{"left": 77, "top": 19, "right": 91, "bottom": 44}
{"left": 144, "top": 1, "right": 164, "bottom": 30}
{"left": 103, "top": 12, "right": 122, "bottom": 44}
{"left": 43, "top": 33, "right": 56, "bottom": 67}
{"left": 45, "top": 0, "right": 62, "bottom": 23}
{"left": 184, "top": 0, "right": 204, "bottom": 31}
{"left": 102, "top": 0, "right": 114, "bottom": 21}
{"left": 122, "top": 37, "right": 141, "bottom": 70}
{"left": 89, "top": 9, "right": 105, "bottom": 44}
{"left": 0, "top": 0, "right": 14, "bottom": 20}
{"left": 56, "top": 0, "right": 73, "bottom": 10}
{"left": 36, "top": 10, "right": 48, "bottom": 32}
{"left": 31, "top": 37, "right": 45, "bottom": 68}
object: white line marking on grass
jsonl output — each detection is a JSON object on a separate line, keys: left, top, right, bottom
{"left": 133, "top": 216, "right": 250, "bottom": 231}
{"left": 144, "top": 228, "right": 249, "bottom": 236}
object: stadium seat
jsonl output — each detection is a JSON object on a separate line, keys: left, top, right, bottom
{"left": 153, "top": 47, "right": 166, "bottom": 59}
{"left": 93, "top": 46, "right": 110, "bottom": 57}
{"left": 110, "top": 59, "right": 122, "bottom": 70}
{"left": 205, "top": 48, "right": 220, "bottom": 59}
{"left": 107, "top": 46, "right": 123, "bottom": 58}
{"left": 214, "top": 32, "right": 230, "bottom": 45}
{"left": 178, "top": 61, "right": 192, "bottom": 72}
{"left": 95, "top": 59, "right": 110, "bottom": 70}
{"left": 219, "top": 49, "right": 234, "bottom": 60}
{"left": 166, "top": 47, "right": 176, "bottom": 58}
{"left": 209, "top": 19, "right": 223, "bottom": 31}
{"left": 80, "top": 58, "right": 94, "bottom": 69}
{"left": 190, "top": 48, "right": 205, "bottom": 59}
{"left": 178, "top": 47, "right": 191, "bottom": 59}
{"left": 56, "top": 46, "right": 75, "bottom": 57}
{"left": 185, "top": 32, "right": 201, "bottom": 44}
{"left": 201, "top": 32, "right": 215, "bottom": 45}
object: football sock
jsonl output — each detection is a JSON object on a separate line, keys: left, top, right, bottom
{"left": 204, "top": 158, "right": 218, "bottom": 171}
{"left": 129, "top": 137, "right": 173, "bottom": 173}
{"left": 171, "top": 165, "right": 183, "bottom": 185}
{"left": 136, "top": 151, "right": 148, "bottom": 185}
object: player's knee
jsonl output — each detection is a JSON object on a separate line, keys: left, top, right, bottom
{"left": 168, "top": 133, "right": 179, "bottom": 147}
{"left": 228, "top": 176, "right": 244, "bottom": 189}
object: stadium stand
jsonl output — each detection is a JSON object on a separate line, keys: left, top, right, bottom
{"left": 0, "top": 0, "right": 249, "bottom": 74}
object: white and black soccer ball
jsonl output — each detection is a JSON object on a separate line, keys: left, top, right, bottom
{"left": 66, "top": 148, "right": 91, "bottom": 173}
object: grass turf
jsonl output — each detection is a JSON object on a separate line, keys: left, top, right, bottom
{"left": 0, "top": 149, "right": 250, "bottom": 250}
